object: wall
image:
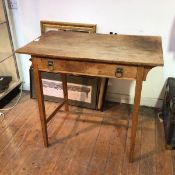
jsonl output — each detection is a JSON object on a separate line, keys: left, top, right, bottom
{"left": 8, "top": 0, "right": 175, "bottom": 107}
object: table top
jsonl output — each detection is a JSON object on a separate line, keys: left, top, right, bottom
{"left": 16, "top": 31, "right": 163, "bottom": 67}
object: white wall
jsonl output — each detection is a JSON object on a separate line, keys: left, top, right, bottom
{"left": 8, "top": 0, "right": 175, "bottom": 107}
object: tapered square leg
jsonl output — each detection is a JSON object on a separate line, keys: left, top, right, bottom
{"left": 33, "top": 62, "right": 48, "bottom": 147}
{"left": 60, "top": 73, "right": 69, "bottom": 111}
{"left": 129, "top": 67, "right": 144, "bottom": 162}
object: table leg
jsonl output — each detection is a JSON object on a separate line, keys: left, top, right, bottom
{"left": 129, "top": 67, "right": 144, "bottom": 162}
{"left": 33, "top": 64, "right": 48, "bottom": 147}
{"left": 61, "top": 73, "right": 69, "bottom": 111}
{"left": 97, "top": 78, "right": 108, "bottom": 111}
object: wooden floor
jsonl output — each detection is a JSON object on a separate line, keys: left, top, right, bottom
{"left": 0, "top": 92, "right": 174, "bottom": 175}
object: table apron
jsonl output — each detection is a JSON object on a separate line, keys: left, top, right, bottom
{"left": 32, "top": 57, "right": 140, "bottom": 80}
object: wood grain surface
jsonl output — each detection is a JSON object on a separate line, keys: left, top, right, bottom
{"left": 16, "top": 31, "right": 163, "bottom": 67}
{"left": 33, "top": 57, "right": 138, "bottom": 79}
{"left": 0, "top": 93, "right": 174, "bottom": 175}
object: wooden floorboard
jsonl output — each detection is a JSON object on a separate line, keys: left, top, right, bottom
{"left": 121, "top": 105, "right": 142, "bottom": 175}
{"left": 172, "top": 151, "right": 175, "bottom": 175}
{"left": 60, "top": 113, "right": 103, "bottom": 175}
{"left": 0, "top": 92, "right": 174, "bottom": 175}
{"left": 154, "top": 114, "right": 173, "bottom": 175}
{"left": 139, "top": 107, "right": 156, "bottom": 175}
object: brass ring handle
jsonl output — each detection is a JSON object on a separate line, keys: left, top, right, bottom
{"left": 115, "top": 67, "right": 124, "bottom": 78}
{"left": 48, "top": 60, "right": 54, "bottom": 71}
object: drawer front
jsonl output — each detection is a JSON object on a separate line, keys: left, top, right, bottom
{"left": 33, "top": 57, "right": 137, "bottom": 79}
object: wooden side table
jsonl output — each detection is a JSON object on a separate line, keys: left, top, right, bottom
{"left": 16, "top": 31, "right": 163, "bottom": 162}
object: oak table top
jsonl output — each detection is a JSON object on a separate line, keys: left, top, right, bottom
{"left": 16, "top": 31, "right": 163, "bottom": 67}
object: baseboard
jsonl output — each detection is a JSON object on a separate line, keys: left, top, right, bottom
{"left": 106, "top": 92, "right": 163, "bottom": 108}
{"left": 22, "top": 82, "right": 30, "bottom": 91}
